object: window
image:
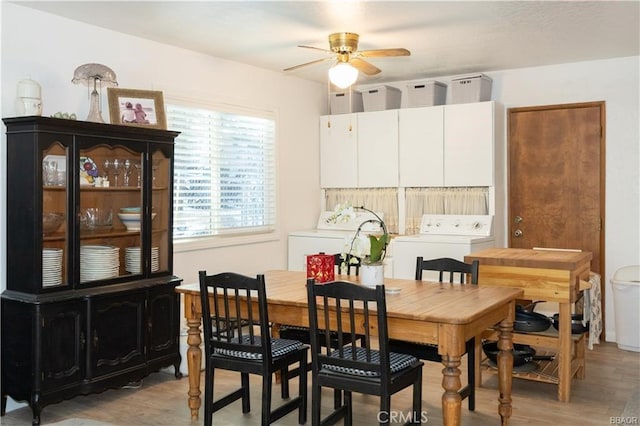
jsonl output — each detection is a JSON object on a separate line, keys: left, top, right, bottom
{"left": 166, "top": 102, "right": 276, "bottom": 240}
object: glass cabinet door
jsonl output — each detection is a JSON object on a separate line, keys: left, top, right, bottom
{"left": 79, "top": 144, "right": 144, "bottom": 284}
{"left": 151, "top": 149, "right": 170, "bottom": 274}
{"left": 42, "top": 142, "right": 69, "bottom": 289}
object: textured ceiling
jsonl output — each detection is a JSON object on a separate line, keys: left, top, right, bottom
{"left": 16, "top": 1, "right": 640, "bottom": 85}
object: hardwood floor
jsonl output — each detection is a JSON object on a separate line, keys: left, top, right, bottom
{"left": 2, "top": 342, "right": 638, "bottom": 425}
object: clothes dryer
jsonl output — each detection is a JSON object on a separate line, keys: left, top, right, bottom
{"left": 392, "top": 215, "right": 495, "bottom": 280}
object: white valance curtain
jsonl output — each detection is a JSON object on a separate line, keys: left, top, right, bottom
{"left": 405, "top": 187, "right": 489, "bottom": 234}
{"left": 325, "top": 188, "right": 399, "bottom": 234}
{"left": 325, "top": 187, "right": 488, "bottom": 235}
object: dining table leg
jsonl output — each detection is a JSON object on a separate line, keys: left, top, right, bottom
{"left": 497, "top": 313, "right": 515, "bottom": 425}
{"left": 186, "top": 314, "right": 203, "bottom": 420}
{"left": 441, "top": 355, "right": 462, "bottom": 426}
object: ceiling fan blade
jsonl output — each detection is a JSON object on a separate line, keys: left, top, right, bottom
{"left": 283, "top": 57, "right": 333, "bottom": 72}
{"left": 358, "top": 48, "right": 411, "bottom": 58}
{"left": 298, "top": 45, "right": 333, "bottom": 53}
{"left": 349, "top": 58, "right": 381, "bottom": 76}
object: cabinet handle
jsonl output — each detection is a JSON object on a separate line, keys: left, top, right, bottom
{"left": 93, "top": 332, "right": 99, "bottom": 349}
{"left": 80, "top": 331, "right": 86, "bottom": 349}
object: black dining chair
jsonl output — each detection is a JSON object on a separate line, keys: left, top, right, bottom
{"left": 307, "top": 278, "right": 424, "bottom": 425}
{"left": 198, "top": 271, "right": 308, "bottom": 426}
{"left": 388, "top": 256, "right": 479, "bottom": 411}
{"left": 334, "top": 252, "right": 362, "bottom": 276}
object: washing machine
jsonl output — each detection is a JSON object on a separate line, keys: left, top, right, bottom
{"left": 392, "top": 214, "right": 495, "bottom": 280}
{"left": 287, "top": 210, "right": 392, "bottom": 275}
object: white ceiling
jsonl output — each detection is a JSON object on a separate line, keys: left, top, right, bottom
{"left": 16, "top": 1, "right": 640, "bottom": 85}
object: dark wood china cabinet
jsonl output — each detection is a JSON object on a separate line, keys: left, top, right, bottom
{"left": 1, "top": 116, "right": 182, "bottom": 425}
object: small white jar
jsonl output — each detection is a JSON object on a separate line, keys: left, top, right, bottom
{"left": 15, "top": 78, "right": 43, "bottom": 116}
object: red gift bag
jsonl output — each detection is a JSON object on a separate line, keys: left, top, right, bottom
{"left": 306, "top": 253, "right": 335, "bottom": 283}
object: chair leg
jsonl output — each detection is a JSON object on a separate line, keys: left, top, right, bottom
{"left": 379, "top": 394, "right": 391, "bottom": 425}
{"left": 344, "top": 391, "right": 353, "bottom": 425}
{"left": 333, "top": 389, "right": 342, "bottom": 409}
{"left": 466, "top": 338, "right": 476, "bottom": 411}
{"left": 204, "top": 365, "right": 214, "bottom": 426}
{"left": 311, "top": 382, "right": 322, "bottom": 426}
{"left": 261, "top": 373, "right": 273, "bottom": 426}
{"left": 412, "top": 368, "right": 423, "bottom": 425}
{"left": 298, "top": 354, "right": 308, "bottom": 425}
{"left": 281, "top": 367, "right": 290, "bottom": 399}
{"left": 241, "top": 372, "right": 251, "bottom": 413}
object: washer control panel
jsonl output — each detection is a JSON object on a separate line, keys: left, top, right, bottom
{"left": 419, "top": 215, "right": 494, "bottom": 236}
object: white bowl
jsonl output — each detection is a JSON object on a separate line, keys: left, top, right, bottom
{"left": 120, "top": 206, "right": 141, "bottom": 214}
{"left": 117, "top": 212, "right": 156, "bottom": 231}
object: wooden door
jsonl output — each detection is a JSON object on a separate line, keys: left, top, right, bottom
{"left": 508, "top": 102, "right": 605, "bottom": 276}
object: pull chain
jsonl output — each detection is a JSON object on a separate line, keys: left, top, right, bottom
{"left": 348, "top": 85, "right": 352, "bottom": 132}
{"left": 327, "top": 78, "right": 331, "bottom": 128}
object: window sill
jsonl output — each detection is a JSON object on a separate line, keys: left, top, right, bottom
{"left": 174, "top": 232, "right": 279, "bottom": 253}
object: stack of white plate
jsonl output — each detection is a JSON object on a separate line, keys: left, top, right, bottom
{"left": 125, "top": 247, "right": 159, "bottom": 273}
{"left": 43, "top": 248, "right": 63, "bottom": 287}
{"left": 80, "top": 245, "right": 119, "bottom": 282}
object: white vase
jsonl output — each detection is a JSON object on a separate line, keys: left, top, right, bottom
{"left": 360, "top": 263, "right": 384, "bottom": 286}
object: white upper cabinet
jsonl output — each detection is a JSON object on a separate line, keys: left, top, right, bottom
{"left": 398, "top": 106, "right": 445, "bottom": 186}
{"left": 320, "top": 114, "right": 358, "bottom": 188}
{"left": 357, "top": 110, "right": 399, "bottom": 187}
{"left": 444, "top": 101, "right": 495, "bottom": 186}
{"left": 321, "top": 101, "right": 495, "bottom": 189}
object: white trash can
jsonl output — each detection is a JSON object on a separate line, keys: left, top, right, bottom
{"left": 611, "top": 265, "right": 640, "bottom": 352}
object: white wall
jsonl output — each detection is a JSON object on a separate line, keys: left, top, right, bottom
{"left": 1, "top": 2, "right": 638, "bottom": 397}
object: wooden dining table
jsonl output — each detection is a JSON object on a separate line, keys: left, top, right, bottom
{"left": 175, "top": 270, "right": 523, "bottom": 426}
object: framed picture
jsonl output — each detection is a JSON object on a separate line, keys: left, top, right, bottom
{"left": 107, "top": 88, "right": 166, "bottom": 129}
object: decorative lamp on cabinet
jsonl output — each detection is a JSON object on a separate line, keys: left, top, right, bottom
{"left": 71, "top": 63, "right": 118, "bottom": 123}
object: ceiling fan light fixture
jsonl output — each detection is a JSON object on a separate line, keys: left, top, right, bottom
{"left": 329, "top": 62, "right": 358, "bottom": 89}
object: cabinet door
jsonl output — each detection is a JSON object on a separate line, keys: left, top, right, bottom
{"left": 147, "top": 286, "right": 180, "bottom": 362}
{"left": 89, "top": 291, "right": 146, "bottom": 378}
{"left": 357, "top": 110, "right": 399, "bottom": 187}
{"left": 398, "top": 106, "right": 445, "bottom": 186}
{"left": 320, "top": 114, "right": 358, "bottom": 188}
{"left": 444, "top": 101, "right": 495, "bottom": 186}
{"left": 150, "top": 147, "right": 173, "bottom": 275}
{"left": 40, "top": 301, "right": 86, "bottom": 391}
{"left": 41, "top": 141, "right": 71, "bottom": 292}
{"left": 77, "top": 138, "right": 147, "bottom": 284}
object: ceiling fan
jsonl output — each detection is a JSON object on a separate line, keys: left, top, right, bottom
{"left": 284, "top": 32, "right": 410, "bottom": 87}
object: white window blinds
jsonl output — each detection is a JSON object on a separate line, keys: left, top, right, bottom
{"left": 166, "top": 103, "right": 276, "bottom": 239}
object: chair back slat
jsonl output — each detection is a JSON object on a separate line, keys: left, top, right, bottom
{"left": 334, "top": 253, "right": 362, "bottom": 276}
{"left": 415, "top": 257, "right": 479, "bottom": 284}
